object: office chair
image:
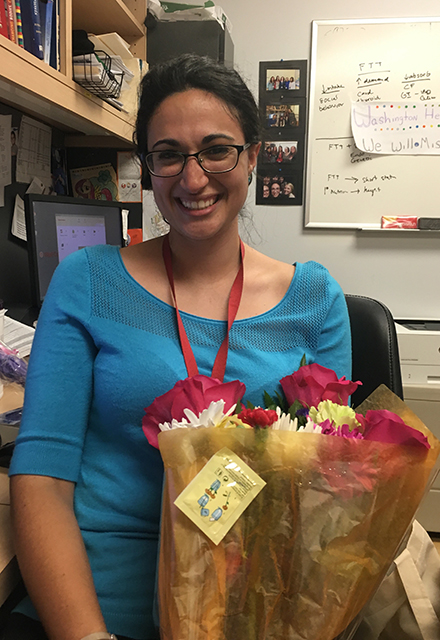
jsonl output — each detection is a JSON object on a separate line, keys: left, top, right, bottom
{"left": 345, "top": 294, "right": 404, "bottom": 407}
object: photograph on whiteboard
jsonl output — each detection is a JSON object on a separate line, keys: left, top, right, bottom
{"left": 262, "top": 141, "right": 299, "bottom": 164}
{"left": 266, "top": 104, "right": 300, "bottom": 128}
{"left": 266, "top": 70, "right": 300, "bottom": 91}
{"left": 256, "top": 171, "right": 303, "bottom": 206}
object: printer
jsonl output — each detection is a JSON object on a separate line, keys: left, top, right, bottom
{"left": 395, "top": 320, "right": 440, "bottom": 533}
{"left": 395, "top": 320, "right": 440, "bottom": 385}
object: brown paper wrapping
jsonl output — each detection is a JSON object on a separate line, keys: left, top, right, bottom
{"left": 157, "top": 386, "right": 440, "bottom": 640}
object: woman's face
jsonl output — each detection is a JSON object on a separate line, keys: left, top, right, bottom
{"left": 283, "top": 183, "right": 292, "bottom": 195}
{"left": 263, "top": 185, "right": 269, "bottom": 198}
{"left": 147, "top": 89, "right": 260, "bottom": 243}
{"left": 271, "top": 183, "right": 280, "bottom": 197}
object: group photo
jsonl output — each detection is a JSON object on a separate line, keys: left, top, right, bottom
{"left": 266, "top": 104, "right": 300, "bottom": 128}
{"left": 261, "top": 174, "right": 297, "bottom": 200}
{"left": 263, "top": 141, "right": 298, "bottom": 163}
{"left": 266, "top": 68, "right": 301, "bottom": 91}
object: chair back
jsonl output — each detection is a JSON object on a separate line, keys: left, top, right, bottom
{"left": 345, "top": 294, "right": 403, "bottom": 407}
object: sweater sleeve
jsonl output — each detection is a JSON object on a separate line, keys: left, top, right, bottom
{"left": 315, "top": 272, "right": 352, "bottom": 381}
{"left": 9, "top": 249, "right": 98, "bottom": 481}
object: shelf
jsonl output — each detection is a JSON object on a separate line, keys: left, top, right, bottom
{"left": 72, "top": 0, "right": 146, "bottom": 44}
{"left": 0, "top": 36, "right": 135, "bottom": 142}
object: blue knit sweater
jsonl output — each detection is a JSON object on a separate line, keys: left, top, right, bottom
{"left": 10, "top": 244, "right": 351, "bottom": 639}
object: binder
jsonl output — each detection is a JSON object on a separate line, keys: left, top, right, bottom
{"left": 0, "top": 2, "right": 9, "bottom": 38}
{"left": 5, "top": 0, "right": 17, "bottom": 43}
{"left": 20, "top": 0, "right": 44, "bottom": 59}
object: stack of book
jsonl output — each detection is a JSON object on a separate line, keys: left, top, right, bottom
{"left": 0, "top": 0, "right": 59, "bottom": 69}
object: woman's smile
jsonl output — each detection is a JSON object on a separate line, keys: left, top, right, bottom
{"left": 147, "top": 88, "right": 259, "bottom": 242}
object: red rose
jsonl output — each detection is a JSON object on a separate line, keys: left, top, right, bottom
{"left": 280, "top": 363, "right": 360, "bottom": 408}
{"left": 362, "top": 409, "right": 430, "bottom": 449}
{"left": 142, "top": 375, "right": 246, "bottom": 448}
{"left": 237, "top": 407, "right": 278, "bottom": 428}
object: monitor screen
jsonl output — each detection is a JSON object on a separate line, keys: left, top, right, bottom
{"left": 25, "top": 195, "right": 124, "bottom": 308}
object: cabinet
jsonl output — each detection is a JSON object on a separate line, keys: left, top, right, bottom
{"left": 0, "top": 0, "right": 147, "bottom": 144}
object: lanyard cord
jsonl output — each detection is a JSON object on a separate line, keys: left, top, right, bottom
{"left": 162, "top": 234, "right": 245, "bottom": 382}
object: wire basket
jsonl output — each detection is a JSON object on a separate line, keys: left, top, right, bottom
{"left": 73, "top": 51, "right": 124, "bottom": 99}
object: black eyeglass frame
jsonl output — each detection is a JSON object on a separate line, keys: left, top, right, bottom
{"left": 144, "top": 143, "right": 251, "bottom": 177}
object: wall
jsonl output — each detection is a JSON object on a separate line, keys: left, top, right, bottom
{"left": 219, "top": 0, "right": 440, "bottom": 319}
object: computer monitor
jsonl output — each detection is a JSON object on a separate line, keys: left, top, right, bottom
{"left": 25, "top": 194, "right": 124, "bottom": 309}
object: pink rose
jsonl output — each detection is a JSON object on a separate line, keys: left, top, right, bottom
{"left": 142, "top": 375, "right": 246, "bottom": 448}
{"left": 361, "top": 410, "right": 430, "bottom": 449}
{"left": 237, "top": 407, "right": 278, "bottom": 428}
{"left": 280, "top": 363, "right": 360, "bottom": 408}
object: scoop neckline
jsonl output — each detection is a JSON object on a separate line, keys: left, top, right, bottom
{"left": 109, "top": 245, "right": 298, "bottom": 324}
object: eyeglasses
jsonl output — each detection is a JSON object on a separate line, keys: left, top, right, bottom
{"left": 144, "top": 143, "right": 251, "bottom": 178}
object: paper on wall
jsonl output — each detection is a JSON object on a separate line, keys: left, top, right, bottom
{"left": 142, "top": 189, "right": 169, "bottom": 240}
{"left": 117, "top": 152, "right": 141, "bottom": 202}
{"left": 70, "top": 163, "right": 118, "bottom": 200}
{"left": 11, "top": 177, "right": 48, "bottom": 242}
{"left": 16, "top": 116, "right": 52, "bottom": 186}
{"left": 0, "top": 115, "right": 12, "bottom": 189}
{"left": 351, "top": 101, "right": 440, "bottom": 155}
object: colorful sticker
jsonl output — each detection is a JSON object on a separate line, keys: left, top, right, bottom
{"left": 174, "top": 447, "right": 266, "bottom": 545}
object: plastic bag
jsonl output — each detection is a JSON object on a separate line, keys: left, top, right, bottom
{"left": 0, "top": 342, "right": 27, "bottom": 387}
{"left": 156, "top": 387, "right": 440, "bottom": 640}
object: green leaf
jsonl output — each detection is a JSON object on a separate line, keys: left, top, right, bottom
{"left": 287, "top": 399, "right": 304, "bottom": 420}
{"left": 300, "top": 353, "right": 307, "bottom": 368}
{"left": 263, "top": 390, "right": 274, "bottom": 409}
{"left": 235, "top": 399, "right": 242, "bottom": 414}
{"left": 274, "top": 390, "right": 288, "bottom": 412}
{"left": 246, "top": 400, "right": 255, "bottom": 409}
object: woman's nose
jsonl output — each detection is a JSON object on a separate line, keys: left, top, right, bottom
{"left": 179, "top": 156, "right": 209, "bottom": 192}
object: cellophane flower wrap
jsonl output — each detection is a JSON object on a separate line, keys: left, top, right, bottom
{"left": 143, "top": 367, "right": 440, "bottom": 640}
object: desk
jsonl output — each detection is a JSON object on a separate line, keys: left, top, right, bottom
{"left": 0, "top": 384, "right": 23, "bottom": 445}
{"left": 0, "top": 469, "right": 19, "bottom": 607}
{"left": 0, "top": 385, "right": 23, "bottom": 606}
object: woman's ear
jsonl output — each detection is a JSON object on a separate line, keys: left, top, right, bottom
{"left": 248, "top": 142, "right": 261, "bottom": 173}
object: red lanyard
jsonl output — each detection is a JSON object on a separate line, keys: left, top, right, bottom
{"left": 162, "top": 234, "right": 245, "bottom": 382}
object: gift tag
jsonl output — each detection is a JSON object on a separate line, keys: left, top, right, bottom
{"left": 174, "top": 447, "right": 266, "bottom": 545}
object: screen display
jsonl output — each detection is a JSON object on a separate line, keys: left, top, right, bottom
{"left": 26, "top": 196, "right": 123, "bottom": 307}
{"left": 56, "top": 214, "right": 106, "bottom": 262}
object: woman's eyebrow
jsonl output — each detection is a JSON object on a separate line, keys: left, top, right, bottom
{"left": 202, "top": 133, "right": 235, "bottom": 144}
{"left": 151, "top": 138, "right": 179, "bottom": 149}
{"left": 151, "top": 133, "right": 236, "bottom": 150}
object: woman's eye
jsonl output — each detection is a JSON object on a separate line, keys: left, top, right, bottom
{"left": 204, "top": 146, "right": 230, "bottom": 159}
{"left": 158, "top": 151, "right": 181, "bottom": 162}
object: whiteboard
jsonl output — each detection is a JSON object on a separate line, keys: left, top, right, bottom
{"left": 306, "top": 18, "right": 440, "bottom": 228}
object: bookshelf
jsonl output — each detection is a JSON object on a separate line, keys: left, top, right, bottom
{"left": 0, "top": 0, "right": 147, "bottom": 144}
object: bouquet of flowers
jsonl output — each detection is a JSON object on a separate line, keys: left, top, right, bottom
{"left": 143, "top": 364, "right": 440, "bottom": 640}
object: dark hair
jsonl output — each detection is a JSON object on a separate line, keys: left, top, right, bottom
{"left": 134, "top": 54, "right": 261, "bottom": 189}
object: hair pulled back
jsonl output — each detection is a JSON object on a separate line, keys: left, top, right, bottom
{"left": 134, "top": 54, "right": 261, "bottom": 189}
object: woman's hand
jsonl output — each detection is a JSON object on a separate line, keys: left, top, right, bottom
{"left": 10, "top": 474, "right": 109, "bottom": 640}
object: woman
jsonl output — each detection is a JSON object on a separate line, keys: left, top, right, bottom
{"left": 283, "top": 182, "right": 296, "bottom": 198}
{"left": 7, "top": 54, "right": 351, "bottom": 640}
